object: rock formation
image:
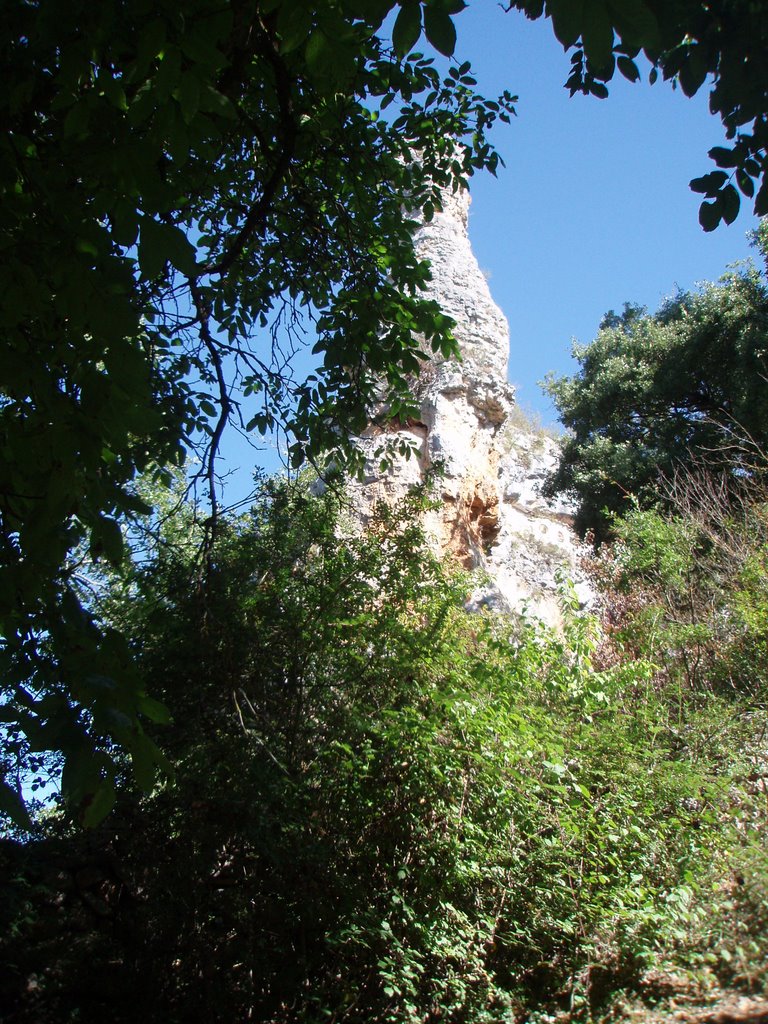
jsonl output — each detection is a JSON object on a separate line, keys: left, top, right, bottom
{"left": 348, "top": 186, "right": 592, "bottom": 625}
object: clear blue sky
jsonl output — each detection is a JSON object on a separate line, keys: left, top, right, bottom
{"left": 455, "top": 5, "right": 760, "bottom": 424}
{"left": 217, "top": 5, "right": 761, "bottom": 498}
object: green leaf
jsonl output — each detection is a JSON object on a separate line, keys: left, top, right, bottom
{"left": 176, "top": 73, "right": 201, "bottom": 124}
{"left": 423, "top": 6, "right": 457, "bottom": 56}
{"left": 198, "top": 85, "right": 237, "bottom": 119}
{"left": 131, "top": 732, "right": 165, "bottom": 792}
{"left": 690, "top": 170, "right": 728, "bottom": 196}
{"left": 138, "top": 694, "right": 173, "bottom": 724}
{"left": 139, "top": 218, "right": 197, "bottom": 278}
{"left": 90, "top": 515, "right": 124, "bottom": 566}
{"left": 582, "top": 0, "right": 614, "bottom": 71}
{"left": 62, "top": 747, "right": 102, "bottom": 806}
{"left": 0, "top": 779, "right": 32, "bottom": 830}
{"left": 698, "top": 199, "right": 721, "bottom": 232}
{"left": 736, "top": 168, "right": 755, "bottom": 198}
{"left": 677, "top": 45, "right": 708, "bottom": 97}
{"left": 137, "top": 18, "right": 167, "bottom": 69}
{"left": 63, "top": 101, "right": 90, "bottom": 139}
{"left": 305, "top": 29, "right": 329, "bottom": 69}
{"left": 278, "top": 3, "right": 313, "bottom": 53}
{"left": 82, "top": 777, "right": 116, "bottom": 827}
{"left": 616, "top": 55, "right": 640, "bottom": 82}
{"left": 609, "top": 0, "right": 660, "bottom": 52}
{"left": 709, "top": 146, "right": 738, "bottom": 168}
{"left": 547, "top": 0, "right": 584, "bottom": 49}
{"left": 110, "top": 201, "right": 139, "bottom": 247}
{"left": 720, "top": 183, "right": 740, "bottom": 225}
{"left": 392, "top": 2, "right": 422, "bottom": 56}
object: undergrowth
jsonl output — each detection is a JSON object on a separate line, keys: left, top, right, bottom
{"left": 1, "top": 480, "right": 766, "bottom": 1022}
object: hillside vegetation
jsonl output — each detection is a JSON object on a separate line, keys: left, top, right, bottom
{"left": 2, "top": 458, "right": 767, "bottom": 1021}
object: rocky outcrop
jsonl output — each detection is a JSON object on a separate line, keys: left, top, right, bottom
{"left": 348, "top": 185, "right": 592, "bottom": 626}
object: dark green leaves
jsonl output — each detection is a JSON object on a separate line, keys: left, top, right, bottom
{"left": 0, "top": 779, "right": 32, "bottom": 830}
{"left": 581, "top": 0, "right": 614, "bottom": 71}
{"left": 690, "top": 171, "right": 729, "bottom": 196}
{"left": 423, "top": 4, "right": 457, "bottom": 56}
{"left": 82, "top": 777, "right": 117, "bottom": 827}
{"left": 139, "top": 218, "right": 197, "bottom": 279}
{"left": 391, "top": 1, "right": 464, "bottom": 58}
{"left": 392, "top": 2, "right": 422, "bottom": 56}
{"left": 616, "top": 55, "right": 639, "bottom": 82}
{"left": 609, "top": 0, "right": 659, "bottom": 52}
{"left": 709, "top": 146, "right": 739, "bottom": 169}
{"left": 698, "top": 200, "right": 721, "bottom": 232}
{"left": 90, "top": 515, "right": 124, "bottom": 567}
{"left": 691, "top": 172, "right": 740, "bottom": 230}
{"left": 547, "top": 0, "right": 584, "bottom": 49}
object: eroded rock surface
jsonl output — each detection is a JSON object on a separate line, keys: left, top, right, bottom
{"left": 349, "top": 186, "right": 592, "bottom": 626}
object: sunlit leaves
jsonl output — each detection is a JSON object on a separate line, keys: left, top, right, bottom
{"left": 546, "top": 259, "right": 768, "bottom": 538}
{"left": 0, "top": 0, "right": 516, "bottom": 828}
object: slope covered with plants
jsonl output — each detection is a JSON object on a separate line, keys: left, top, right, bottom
{"left": 2, "top": 473, "right": 766, "bottom": 1022}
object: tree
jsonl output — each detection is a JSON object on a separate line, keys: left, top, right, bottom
{"left": 544, "top": 244, "right": 768, "bottom": 541}
{"left": 0, "top": 0, "right": 517, "bottom": 825}
{"left": 3, "top": 0, "right": 768, "bottom": 827}
{"left": 506, "top": 0, "right": 768, "bottom": 230}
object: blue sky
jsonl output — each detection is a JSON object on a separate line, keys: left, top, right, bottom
{"left": 454, "top": 5, "right": 760, "bottom": 424}
{"left": 216, "top": 5, "right": 762, "bottom": 498}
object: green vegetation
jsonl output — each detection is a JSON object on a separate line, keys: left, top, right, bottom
{"left": 1, "top": 0, "right": 515, "bottom": 822}
{"left": 3, "top": 2, "right": 768, "bottom": 1018}
{"left": 3, "top": 0, "right": 768, "bottom": 825}
{"left": 545, "top": 235, "right": 768, "bottom": 542}
{"left": 3, "top": 478, "right": 767, "bottom": 1021}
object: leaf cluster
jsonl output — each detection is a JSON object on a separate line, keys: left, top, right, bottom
{"left": 2, "top": 480, "right": 763, "bottom": 1021}
{"left": 0, "top": 0, "right": 514, "bottom": 821}
{"left": 545, "top": 253, "right": 768, "bottom": 542}
{"left": 505, "top": 0, "right": 768, "bottom": 228}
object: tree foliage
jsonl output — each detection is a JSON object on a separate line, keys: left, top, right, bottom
{"left": 4, "top": 0, "right": 768, "bottom": 824}
{"left": 0, "top": 0, "right": 518, "bottom": 823}
{"left": 3, "top": 479, "right": 765, "bottom": 1021}
{"left": 545, "top": 247, "right": 768, "bottom": 542}
{"left": 596, "top": 479, "right": 768, "bottom": 700}
{"left": 506, "top": 0, "right": 768, "bottom": 230}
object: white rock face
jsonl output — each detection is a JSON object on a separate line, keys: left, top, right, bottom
{"left": 349, "top": 186, "right": 592, "bottom": 626}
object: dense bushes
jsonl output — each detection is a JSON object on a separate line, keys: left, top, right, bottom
{"left": 3, "top": 479, "right": 766, "bottom": 1022}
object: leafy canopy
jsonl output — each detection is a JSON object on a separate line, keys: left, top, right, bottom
{"left": 506, "top": 0, "right": 768, "bottom": 230}
{"left": 545, "top": 241, "right": 768, "bottom": 541}
{"left": 0, "top": 0, "right": 516, "bottom": 825}
{"left": 5, "top": 478, "right": 763, "bottom": 1021}
{"left": 3, "top": 0, "right": 768, "bottom": 826}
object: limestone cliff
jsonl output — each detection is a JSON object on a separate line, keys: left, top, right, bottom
{"left": 348, "top": 186, "right": 592, "bottom": 625}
